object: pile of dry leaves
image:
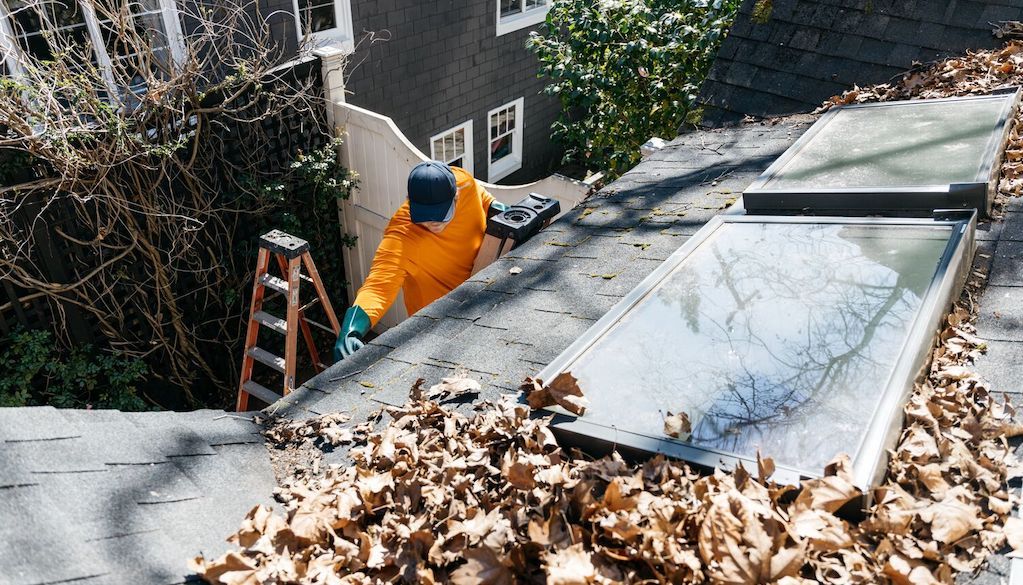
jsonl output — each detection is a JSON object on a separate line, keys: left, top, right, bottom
{"left": 192, "top": 304, "right": 1023, "bottom": 584}
{"left": 192, "top": 43, "right": 1023, "bottom": 584}
{"left": 819, "top": 39, "right": 1023, "bottom": 202}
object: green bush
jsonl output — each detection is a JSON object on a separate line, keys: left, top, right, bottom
{"left": 243, "top": 139, "right": 359, "bottom": 300}
{"left": 0, "top": 330, "right": 149, "bottom": 410}
{"left": 528, "top": 0, "right": 740, "bottom": 177}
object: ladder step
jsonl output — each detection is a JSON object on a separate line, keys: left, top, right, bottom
{"left": 260, "top": 273, "right": 288, "bottom": 295}
{"left": 242, "top": 380, "right": 282, "bottom": 405}
{"left": 247, "top": 347, "right": 286, "bottom": 373}
{"left": 260, "top": 273, "right": 314, "bottom": 295}
{"left": 253, "top": 310, "right": 287, "bottom": 334}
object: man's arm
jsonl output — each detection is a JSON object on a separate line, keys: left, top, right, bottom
{"left": 352, "top": 232, "right": 409, "bottom": 327}
{"left": 334, "top": 228, "right": 410, "bottom": 362}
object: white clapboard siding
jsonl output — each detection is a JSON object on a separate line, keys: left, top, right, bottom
{"left": 334, "top": 101, "right": 592, "bottom": 331}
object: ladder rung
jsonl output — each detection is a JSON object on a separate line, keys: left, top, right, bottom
{"left": 253, "top": 310, "right": 287, "bottom": 334}
{"left": 260, "top": 273, "right": 288, "bottom": 295}
{"left": 247, "top": 347, "right": 286, "bottom": 373}
{"left": 299, "top": 273, "right": 314, "bottom": 285}
{"left": 299, "top": 297, "right": 320, "bottom": 313}
{"left": 242, "top": 380, "right": 282, "bottom": 405}
{"left": 303, "top": 318, "right": 335, "bottom": 334}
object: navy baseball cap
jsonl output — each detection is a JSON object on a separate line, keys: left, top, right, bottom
{"left": 408, "top": 161, "right": 457, "bottom": 223}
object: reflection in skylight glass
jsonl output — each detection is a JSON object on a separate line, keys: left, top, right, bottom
{"left": 564, "top": 222, "right": 952, "bottom": 474}
{"left": 763, "top": 97, "right": 1008, "bottom": 190}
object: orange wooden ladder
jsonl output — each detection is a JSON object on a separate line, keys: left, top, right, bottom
{"left": 236, "top": 230, "right": 341, "bottom": 411}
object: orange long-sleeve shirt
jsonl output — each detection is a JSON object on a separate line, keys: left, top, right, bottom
{"left": 353, "top": 167, "right": 496, "bottom": 327}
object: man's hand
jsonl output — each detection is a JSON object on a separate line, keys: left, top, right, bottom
{"left": 332, "top": 305, "right": 371, "bottom": 362}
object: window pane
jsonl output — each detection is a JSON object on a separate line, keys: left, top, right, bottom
{"left": 18, "top": 32, "right": 54, "bottom": 61}
{"left": 526, "top": 0, "right": 544, "bottom": 10}
{"left": 505, "top": 107, "right": 516, "bottom": 130}
{"left": 490, "top": 114, "right": 500, "bottom": 140}
{"left": 557, "top": 221, "right": 952, "bottom": 474}
{"left": 306, "top": 5, "right": 336, "bottom": 32}
{"left": 500, "top": 0, "right": 521, "bottom": 17}
{"left": 490, "top": 134, "right": 512, "bottom": 162}
{"left": 9, "top": 0, "right": 91, "bottom": 62}
{"left": 453, "top": 129, "right": 464, "bottom": 154}
{"left": 43, "top": 0, "right": 84, "bottom": 29}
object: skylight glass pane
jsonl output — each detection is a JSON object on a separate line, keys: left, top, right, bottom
{"left": 549, "top": 220, "right": 958, "bottom": 477}
{"left": 764, "top": 98, "right": 1007, "bottom": 190}
{"left": 744, "top": 94, "right": 1018, "bottom": 217}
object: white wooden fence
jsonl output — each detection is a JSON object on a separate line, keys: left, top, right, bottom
{"left": 333, "top": 101, "right": 593, "bottom": 330}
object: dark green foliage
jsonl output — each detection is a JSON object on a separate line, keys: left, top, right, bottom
{"left": 0, "top": 330, "right": 149, "bottom": 410}
{"left": 528, "top": 0, "right": 740, "bottom": 177}
{"left": 241, "top": 139, "right": 358, "bottom": 301}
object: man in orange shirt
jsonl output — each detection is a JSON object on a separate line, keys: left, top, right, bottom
{"left": 333, "top": 161, "right": 508, "bottom": 362}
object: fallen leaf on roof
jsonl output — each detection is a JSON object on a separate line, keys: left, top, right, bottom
{"left": 523, "top": 373, "right": 588, "bottom": 415}
{"left": 663, "top": 410, "right": 692, "bottom": 439}
{"left": 425, "top": 376, "right": 481, "bottom": 401}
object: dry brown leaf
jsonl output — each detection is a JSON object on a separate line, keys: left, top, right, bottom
{"left": 426, "top": 376, "right": 481, "bottom": 401}
{"left": 663, "top": 411, "right": 692, "bottom": 439}
{"left": 794, "top": 456, "right": 861, "bottom": 514}
{"left": 698, "top": 491, "right": 804, "bottom": 584}
{"left": 190, "top": 551, "right": 257, "bottom": 584}
{"left": 504, "top": 459, "right": 537, "bottom": 490}
{"left": 1004, "top": 517, "right": 1023, "bottom": 556}
{"left": 450, "top": 547, "right": 514, "bottom": 585}
{"left": 918, "top": 489, "right": 983, "bottom": 544}
{"left": 546, "top": 372, "right": 589, "bottom": 415}
{"left": 546, "top": 544, "right": 598, "bottom": 585}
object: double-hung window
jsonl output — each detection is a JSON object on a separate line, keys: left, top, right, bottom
{"left": 487, "top": 97, "right": 523, "bottom": 182}
{"left": 293, "top": 0, "right": 353, "bottom": 51}
{"left": 496, "top": 0, "right": 549, "bottom": 36}
{"left": 430, "top": 120, "right": 473, "bottom": 173}
{"left": 0, "top": 0, "right": 184, "bottom": 102}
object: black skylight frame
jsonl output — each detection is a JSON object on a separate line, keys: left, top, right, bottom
{"left": 536, "top": 212, "right": 976, "bottom": 490}
{"left": 742, "top": 92, "right": 1020, "bottom": 218}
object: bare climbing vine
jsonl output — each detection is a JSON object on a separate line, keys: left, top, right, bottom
{"left": 0, "top": 0, "right": 353, "bottom": 406}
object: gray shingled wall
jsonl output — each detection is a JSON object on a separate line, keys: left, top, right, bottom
{"left": 343, "top": 1, "right": 561, "bottom": 183}
{"left": 700, "top": 0, "right": 1023, "bottom": 125}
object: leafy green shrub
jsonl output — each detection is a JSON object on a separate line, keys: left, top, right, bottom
{"left": 0, "top": 330, "right": 149, "bottom": 410}
{"left": 242, "top": 139, "right": 359, "bottom": 301}
{"left": 528, "top": 0, "right": 740, "bottom": 177}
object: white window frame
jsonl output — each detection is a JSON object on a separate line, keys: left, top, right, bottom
{"left": 430, "top": 119, "right": 474, "bottom": 174}
{"left": 0, "top": 0, "right": 185, "bottom": 101}
{"left": 487, "top": 97, "right": 524, "bottom": 183}
{"left": 293, "top": 0, "right": 354, "bottom": 52}
{"left": 495, "top": 0, "right": 549, "bottom": 36}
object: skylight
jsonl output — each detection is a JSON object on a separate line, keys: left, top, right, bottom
{"left": 537, "top": 214, "right": 975, "bottom": 488}
{"left": 743, "top": 93, "right": 1019, "bottom": 216}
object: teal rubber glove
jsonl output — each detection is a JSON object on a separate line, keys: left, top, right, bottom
{"left": 332, "top": 305, "right": 371, "bottom": 363}
{"left": 488, "top": 201, "right": 509, "bottom": 218}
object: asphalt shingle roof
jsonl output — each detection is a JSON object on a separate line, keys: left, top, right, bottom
{"left": 700, "top": 0, "right": 1023, "bottom": 125}
{"left": 0, "top": 407, "right": 274, "bottom": 585}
